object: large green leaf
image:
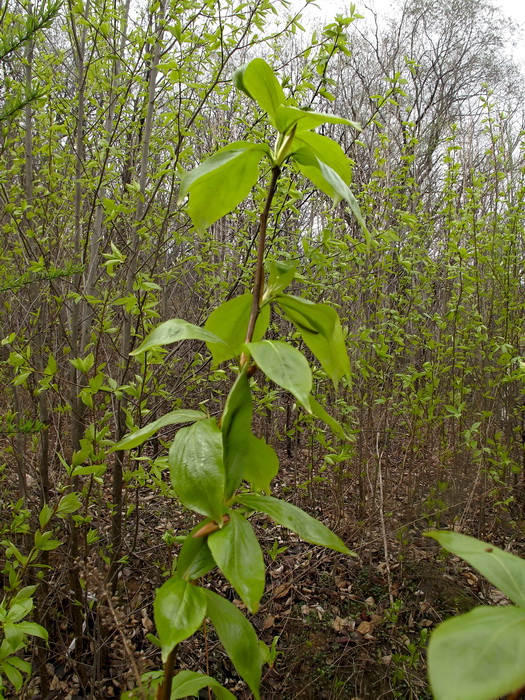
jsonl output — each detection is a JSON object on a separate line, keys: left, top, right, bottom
{"left": 130, "top": 319, "right": 225, "bottom": 355}
{"left": 263, "top": 259, "right": 297, "bottom": 301}
{"left": 176, "top": 520, "right": 216, "bottom": 581}
{"left": 179, "top": 142, "right": 268, "bottom": 230}
{"left": 170, "top": 671, "right": 236, "bottom": 699}
{"left": 203, "top": 588, "right": 262, "bottom": 699}
{"left": 168, "top": 418, "right": 225, "bottom": 521}
{"left": 291, "top": 132, "right": 368, "bottom": 236}
{"left": 208, "top": 511, "right": 265, "bottom": 613}
{"left": 293, "top": 131, "right": 351, "bottom": 188}
{"left": 205, "top": 294, "right": 271, "bottom": 366}
{"left": 428, "top": 606, "right": 525, "bottom": 700}
{"left": 153, "top": 577, "right": 207, "bottom": 662}
{"left": 112, "top": 410, "right": 206, "bottom": 451}
{"left": 221, "top": 370, "right": 253, "bottom": 498}
{"left": 275, "top": 105, "right": 360, "bottom": 134}
{"left": 276, "top": 294, "right": 350, "bottom": 387}
{"left": 237, "top": 494, "right": 354, "bottom": 555}
{"left": 242, "top": 434, "right": 279, "bottom": 493}
{"left": 122, "top": 671, "right": 236, "bottom": 700}
{"left": 244, "top": 340, "right": 312, "bottom": 410}
{"left": 232, "top": 58, "right": 287, "bottom": 124}
{"left": 426, "top": 531, "right": 525, "bottom": 607}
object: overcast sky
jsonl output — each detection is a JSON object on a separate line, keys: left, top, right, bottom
{"left": 302, "top": 0, "right": 525, "bottom": 65}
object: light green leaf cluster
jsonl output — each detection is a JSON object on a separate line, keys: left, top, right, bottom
{"left": 0, "top": 586, "right": 47, "bottom": 695}
{"left": 426, "top": 531, "right": 525, "bottom": 700}
{"left": 180, "top": 58, "right": 367, "bottom": 234}
{"left": 120, "top": 56, "right": 358, "bottom": 700}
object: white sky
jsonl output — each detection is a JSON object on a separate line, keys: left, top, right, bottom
{"left": 302, "top": 0, "right": 525, "bottom": 65}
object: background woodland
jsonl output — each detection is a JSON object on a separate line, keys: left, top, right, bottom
{"left": 2, "top": 0, "right": 525, "bottom": 697}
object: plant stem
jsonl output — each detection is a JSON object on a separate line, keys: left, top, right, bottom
{"left": 157, "top": 646, "right": 178, "bottom": 700}
{"left": 243, "top": 164, "right": 281, "bottom": 352}
{"left": 507, "top": 685, "right": 525, "bottom": 700}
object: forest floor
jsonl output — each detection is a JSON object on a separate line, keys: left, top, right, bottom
{"left": 13, "top": 446, "right": 525, "bottom": 700}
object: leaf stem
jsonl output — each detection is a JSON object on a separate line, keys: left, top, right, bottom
{"left": 507, "top": 685, "right": 525, "bottom": 700}
{"left": 157, "top": 645, "right": 178, "bottom": 700}
{"left": 243, "top": 164, "right": 281, "bottom": 357}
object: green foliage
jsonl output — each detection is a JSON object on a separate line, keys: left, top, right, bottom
{"left": 121, "top": 56, "right": 357, "bottom": 697}
{"left": 154, "top": 577, "right": 207, "bottom": 663}
{"left": 426, "top": 531, "right": 525, "bottom": 700}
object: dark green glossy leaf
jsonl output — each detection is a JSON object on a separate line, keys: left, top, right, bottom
{"left": 169, "top": 419, "right": 225, "bottom": 521}
{"left": 131, "top": 319, "right": 225, "bottom": 355}
{"left": 428, "top": 606, "right": 525, "bottom": 700}
{"left": 153, "top": 577, "right": 207, "bottom": 662}
{"left": 244, "top": 340, "right": 312, "bottom": 410}
{"left": 112, "top": 410, "right": 206, "bottom": 451}
{"left": 221, "top": 370, "right": 252, "bottom": 498}
{"left": 232, "top": 58, "right": 287, "bottom": 124}
{"left": 275, "top": 105, "right": 360, "bottom": 134}
{"left": 205, "top": 294, "right": 270, "bottom": 366}
{"left": 179, "top": 142, "right": 268, "bottom": 230}
{"left": 242, "top": 434, "right": 279, "bottom": 493}
{"left": 426, "top": 531, "right": 525, "bottom": 607}
{"left": 208, "top": 511, "right": 265, "bottom": 613}
{"left": 237, "top": 494, "right": 354, "bottom": 555}
{"left": 203, "top": 588, "right": 262, "bottom": 699}
{"left": 276, "top": 293, "right": 350, "bottom": 387}
{"left": 176, "top": 520, "right": 216, "bottom": 581}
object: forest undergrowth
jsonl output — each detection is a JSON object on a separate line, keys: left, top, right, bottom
{"left": 2, "top": 0, "right": 525, "bottom": 697}
{"left": 1, "top": 435, "right": 523, "bottom": 699}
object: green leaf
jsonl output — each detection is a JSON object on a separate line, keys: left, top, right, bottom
{"left": 291, "top": 132, "right": 368, "bottom": 237}
{"left": 308, "top": 396, "right": 348, "bottom": 440}
{"left": 169, "top": 670, "right": 236, "bottom": 699}
{"left": 208, "top": 511, "right": 265, "bottom": 613}
{"left": 244, "top": 340, "right": 312, "bottom": 410}
{"left": 232, "top": 58, "right": 287, "bottom": 124}
{"left": 242, "top": 434, "right": 279, "bottom": 493}
{"left": 3, "top": 656, "right": 30, "bottom": 674}
{"left": 275, "top": 105, "right": 360, "bottom": 134}
{"left": 179, "top": 142, "right": 268, "bottom": 230}
{"left": 428, "top": 606, "right": 525, "bottom": 700}
{"left": 263, "top": 260, "right": 297, "bottom": 301}
{"left": 293, "top": 131, "right": 351, "bottom": 190}
{"left": 112, "top": 410, "right": 206, "bottom": 451}
{"left": 205, "top": 294, "right": 270, "bottom": 366}
{"left": 2, "top": 659, "right": 23, "bottom": 690}
{"left": 203, "top": 588, "right": 262, "bottom": 699}
{"left": 56, "top": 492, "right": 81, "bottom": 517}
{"left": 70, "top": 464, "right": 106, "bottom": 477}
{"left": 176, "top": 521, "right": 216, "bottom": 581}
{"left": 169, "top": 419, "right": 225, "bottom": 521}
{"left": 426, "top": 531, "right": 525, "bottom": 607}
{"left": 276, "top": 294, "right": 350, "bottom": 387}
{"left": 131, "top": 319, "right": 225, "bottom": 356}
{"left": 11, "top": 621, "right": 48, "bottom": 640}
{"left": 221, "top": 371, "right": 253, "bottom": 498}
{"left": 153, "top": 577, "right": 207, "bottom": 663}
{"left": 237, "top": 494, "right": 354, "bottom": 555}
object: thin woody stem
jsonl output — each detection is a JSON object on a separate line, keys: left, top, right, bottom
{"left": 157, "top": 646, "right": 177, "bottom": 700}
{"left": 242, "top": 164, "right": 281, "bottom": 355}
{"left": 507, "top": 685, "right": 525, "bottom": 700}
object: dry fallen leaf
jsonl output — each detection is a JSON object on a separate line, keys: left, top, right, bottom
{"left": 273, "top": 583, "right": 291, "bottom": 599}
{"left": 262, "top": 615, "right": 276, "bottom": 630}
{"left": 357, "top": 620, "right": 375, "bottom": 635}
